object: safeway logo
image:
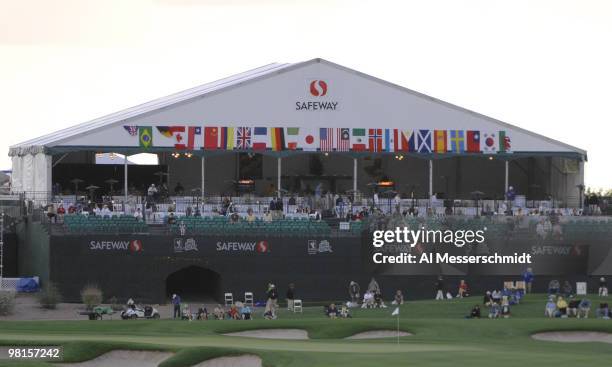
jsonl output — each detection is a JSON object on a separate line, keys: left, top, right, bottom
{"left": 129, "top": 240, "right": 143, "bottom": 252}
{"left": 256, "top": 240, "right": 269, "bottom": 253}
{"left": 309, "top": 80, "right": 328, "bottom": 96}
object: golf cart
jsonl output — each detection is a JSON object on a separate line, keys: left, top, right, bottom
{"left": 79, "top": 305, "right": 114, "bottom": 320}
{"left": 120, "top": 305, "right": 160, "bottom": 320}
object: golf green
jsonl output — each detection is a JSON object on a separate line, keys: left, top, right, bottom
{"left": 1, "top": 294, "right": 612, "bottom": 366}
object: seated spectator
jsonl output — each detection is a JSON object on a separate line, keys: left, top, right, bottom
{"left": 578, "top": 298, "right": 591, "bottom": 318}
{"left": 567, "top": 297, "right": 580, "bottom": 317}
{"left": 68, "top": 204, "right": 77, "bottom": 214}
{"left": 240, "top": 305, "right": 252, "bottom": 320}
{"left": 57, "top": 203, "right": 66, "bottom": 219}
{"left": 245, "top": 208, "right": 256, "bottom": 222}
{"left": 467, "top": 305, "right": 481, "bottom": 319}
{"left": 230, "top": 211, "right": 240, "bottom": 223}
{"left": 326, "top": 303, "right": 340, "bottom": 319}
{"left": 491, "top": 290, "right": 502, "bottom": 304}
{"left": 340, "top": 305, "right": 352, "bottom": 318}
{"left": 167, "top": 212, "right": 177, "bottom": 225}
{"left": 263, "top": 210, "right": 273, "bottom": 222}
{"left": 548, "top": 279, "right": 560, "bottom": 295}
{"left": 197, "top": 307, "right": 208, "bottom": 320}
{"left": 228, "top": 305, "right": 240, "bottom": 320}
{"left": 457, "top": 280, "right": 469, "bottom": 298}
{"left": 483, "top": 291, "right": 493, "bottom": 306}
{"left": 361, "top": 291, "right": 375, "bottom": 308}
{"left": 392, "top": 290, "right": 404, "bottom": 305}
{"left": 599, "top": 277, "right": 608, "bottom": 296}
{"left": 545, "top": 297, "right": 557, "bottom": 318}
{"left": 562, "top": 281, "right": 573, "bottom": 298}
{"left": 501, "top": 297, "right": 511, "bottom": 318}
{"left": 556, "top": 296, "right": 568, "bottom": 317}
{"left": 596, "top": 303, "right": 610, "bottom": 319}
{"left": 134, "top": 208, "right": 143, "bottom": 221}
{"left": 101, "top": 204, "right": 112, "bottom": 217}
{"left": 213, "top": 305, "right": 224, "bottom": 320}
{"left": 488, "top": 302, "right": 500, "bottom": 319}
{"left": 374, "top": 292, "right": 387, "bottom": 308}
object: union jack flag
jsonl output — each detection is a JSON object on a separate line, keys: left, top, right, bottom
{"left": 123, "top": 125, "right": 138, "bottom": 136}
{"left": 236, "top": 127, "right": 252, "bottom": 149}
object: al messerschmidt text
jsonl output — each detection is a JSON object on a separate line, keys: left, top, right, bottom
{"left": 372, "top": 252, "right": 532, "bottom": 264}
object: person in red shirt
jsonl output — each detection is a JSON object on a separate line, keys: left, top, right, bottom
{"left": 458, "top": 279, "right": 469, "bottom": 298}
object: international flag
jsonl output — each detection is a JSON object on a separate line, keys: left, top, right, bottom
{"left": 393, "top": 129, "right": 412, "bottom": 152}
{"left": 351, "top": 128, "right": 367, "bottom": 151}
{"left": 157, "top": 126, "right": 184, "bottom": 138}
{"left": 270, "top": 127, "right": 285, "bottom": 151}
{"left": 320, "top": 128, "right": 334, "bottom": 151}
{"left": 220, "top": 127, "right": 235, "bottom": 150}
{"left": 369, "top": 128, "right": 383, "bottom": 152}
{"left": 383, "top": 129, "right": 392, "bottom": 152}
{"left": 285, "top": 127, "right": 300, "bottom": 150}
{"left": 186, "top": 126, "right": 201, "bottom": 150}
{"left": 139, "top": 126, "right": 152, "bottom": 148}
{"left": 449, "top": 130, "right": 465, "bottom": 153}
{"left": 204, "top": 127, "right": 219, "bottom": 150}
{"left": 433, "top": 130, "right": 448, "bottom": 153}
{"left": 482, "top": 132, "right": 498, "bottom": 154}
{"left": 300, "top": 128, "right": 318, "bottom": 151}
{"left": 252, "top": 127, "right": 268, "bottom": 150}
{"left": 466, "top": 130, "right": 480, "bottom": 153}
{"left": 337, "top": 128, "right": 350, "bottom": 151}
{"left": 236, "top": 127, "right": 252, "bottom": 149}
{"left": 124, "top": 126, "right": 138, "bottom": 136}
{"left": 416, "top": 130, "right": 432, "bottom": 153}
{"left": 499, "top": 131, "right": 511, "bottom": 153}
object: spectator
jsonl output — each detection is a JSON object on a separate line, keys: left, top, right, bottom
{"left": 213, "top": 305, "right": 224, "bottom": 320}
{"left": 340, "top": 305, "right": 352, "bottom": 318}
{"left": 556, "top": 296, "right": 568, "bottom": 317}
{"left": 230, "top": 211, "right": 240, "bottom": 223}
{"left": 562, "top": 281, "right": 573, "bottom": 298}
{"left": 567, "top": 297, "right": 580, "bottom": 317}
{"left": 501, "top": 297, "right": 511, "bottom": 318}
{"left": 362, "top": 290, "right": 375, "bottom": 308}
{"left": 134, "top": 208, "right": 143, "bottom": 221}
{"left": 491, "top": 290, "right": 502, "bottom": 304}
{"left": 56, "top": 203, "right": 66, "bottom": 221}
{"left": 483, "top": 291, "right": 493, "bottom": 306}
{"left": 435, "top": 276, "right": 445, "bottom": 300}
{"left": 488, "top": 302, "right": 500, "bottom": 318}
{"left": 367, "top": 277, "right": 381, "bottom": 294}
{"left": 264, "top": 284, "right": 278, "bottom": 319}
{"left": 545, "top": 297, "right": 557, "bottom": 317}
{"left": 147, "top": 184, "right": 158, "bottom": 200}
{"left": 286, "top": 283, "right": 295, "bottom": 311}
{"left": 457, "top": 280, "right": 469, "bottom": 298}
{"left": 263, "top": 210, "right": 273, "bottom": 222}
{"left": 228, "top": 305, "right": 240, "bottom": 320}
{"left": 392, "top": 290, "right": 404, "bottom": 305}
{"left": 596, "top": 303, "right": 610, "bottom": 319}
{"left": 326, "top": 303, "right": 339, "bottom": 319}
{"left": 467, "top": 305, "right": 481, "bottom": 319}
{"left": 241, "top": 304, "right": 252, "bottom": 320}
{"left": 348, "top": 281, "right": 360, "bottom": 306}
{"left": 522, "top": 267, "right": 534, "bottom": 293}
{"left": 172, "top": 294, "right": 181, "bottom": 319}
{"left": 548, "top": 279, "right": 560, "bottom": 295}
{"left": 599, "top": 277, "right": 608, "bottom": 296}
{"left": 101, "top": 204, "right": 112, "bottom": 217}
{"left": 578, "top": 298, "right": 591, "bottom": 318}
{"left": 374, "top": 292, "right": 386, "bottom": 308}
{"left": 245, "top": 208, "right": 256, "bottom": 222}
{"left": 46, "top": 204, "right": 57, "bottom": 223}
{"left": 167, "top": 212, "right": 177, "bottom": 225}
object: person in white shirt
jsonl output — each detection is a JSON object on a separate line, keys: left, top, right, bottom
{"left": 134, "top": 208, "right": 143, "bottom": 221}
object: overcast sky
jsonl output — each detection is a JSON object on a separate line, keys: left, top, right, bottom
{"left": 1, "top": 0, "right": 610, "bottom": 189}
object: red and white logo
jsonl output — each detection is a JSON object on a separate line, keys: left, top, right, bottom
{"left": 309, "top": 80, "right": 328, "bottom": 97}
{"left": 129, "top": 240, "right": 143, "bottom": 252}
{"left": 256, "top": 240, "right": 270, "bottom": 253}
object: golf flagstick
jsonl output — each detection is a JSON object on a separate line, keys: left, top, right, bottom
{"left": 391, "top": 307, "right": 400, "bottom": 345}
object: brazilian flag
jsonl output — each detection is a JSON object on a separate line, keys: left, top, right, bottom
{"left": 139, "top": 126, "right": 153, "bottom": 148}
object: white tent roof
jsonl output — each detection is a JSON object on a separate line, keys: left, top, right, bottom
{"left": 9, "top": 58, "right": 586, "bottom": 160}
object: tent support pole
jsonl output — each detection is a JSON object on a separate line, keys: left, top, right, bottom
{"left": 428, "top": 159, "right": 433, "bottom": 198}
{"left": 353, "top": 157, "right": 358, "bottom": 202}
{"left": 277, "top": 157, "right": 282, "bottom": 198}
{"left": 201, "top": 156, "right": 205, "bottom": 201}
{"left": 504, "top": 160, "right": 509, "bottom": 194}
{"left": 123, "top": 155, "right": 128, "bottom": 212}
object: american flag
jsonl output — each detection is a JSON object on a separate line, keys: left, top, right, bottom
{"left": 236, "top": 127, "right": 251, "bottom": 149}
{"left": 336, "top": 128, "right": 350, "bottom": 151}
{"left": 320, "top": 128, "right": 334, "bottom": 151}
{"left": 124, "top": 125, "right": 138, "bottom": 136}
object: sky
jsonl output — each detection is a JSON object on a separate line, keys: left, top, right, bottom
{"left": 1, "top": 0, "right": 610, "bottom": 189}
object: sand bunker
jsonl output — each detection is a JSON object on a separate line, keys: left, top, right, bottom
{"left": 223, "top": 329, "right": 309, "bottom": 339}
{"left": 532, "top": 331, "right": 612, "bottom": 344}
{"left": 57, "top": 350, "right": 173, "bottom": 367}
{"left": 346, "top": 330, "right": 412, "bottom": 339}
{"left": 193, "top": 355, "right": 262, "bottom": 367}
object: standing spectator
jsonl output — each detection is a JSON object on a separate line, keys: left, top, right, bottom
{"left": 548, "top": 279, "right": 560, "bottom": 295}
{"left": 134, "top": 208, "right": 143, "bottom": 221}
{"left": 562, "top": 281, "right": 573, "bottom": 298}
{"left": 599, "top": 277, "right": 608, "bottom": 296}
{"left": 435, "top": 276, "right": 445, "bottom": 300}
{"left": 522, "top": 267, "right": 534, "bottom": 293}
{"left": 367, "top": 277, "right": 381, "bottom": 294}
{"left": 348, "top": 281, "right": 360, "bottom": 306}
{"left": 392, "top": 290, "right": 404, "bottom": 305}
{"left": 457, "top": 280, "right": 469, "bottom": 298}
{"left": 286, "top": 283, "right": 296, "bottom": 311}
{"left": 172, "top": 294, "right": 181, "bottom": 319}
{"left": 264, "top": 284, "right": 278, "bottom": 319}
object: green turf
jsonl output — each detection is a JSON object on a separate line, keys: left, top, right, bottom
{"left": 1, "top": 294, "right": 612, "bottom": 366}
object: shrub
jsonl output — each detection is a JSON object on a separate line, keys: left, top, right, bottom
{"left": 0, "top": 290, "right": 16, "bottom": 316}
{"left": 38, "top": 282, "right": 62, "bottom": 309}
{"left": 81, "top": 284, "right": 103, "bottom": 310}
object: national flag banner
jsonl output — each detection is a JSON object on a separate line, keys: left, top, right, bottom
{"left": 285, "top": 127, "right": 300, "bottom": 150}
{"left": 482, "top": 132, "right": 498, "bottom": 154}
{"left": 499, "top": 131, "right": 511, "bottom": 153}
{"left": 300, "top": 127, "right": 318, "bottom": 151}
{"left": 383, "top": 129, "right": 393, "bottom": 152}
{"left": 157, "top": 126, "right": 186, "bottom": 149}
{"left": 185, "top": 126, "right": 201, "bottom": 150}
{"left": 204, "top": 127, "right": 219, "bottom": 150}
{"left": 270, "top": 127, "right": 285, "bottom": 151}
{"left": 236, "top": 127, "right": 252, "bottom": 150}
{"left": 220, "top": 127, "right": 235, "bottom": 150}
{"left": 139, "top": 126, "right": 153, "bottom": 148}
{"left": 393, "top": 129, "right": 412, "bottom": 152}
{"left": 124, "top": 125, "right": 138, "bottom": 136}
{"left": 252, "top": 127, "right": 269, "bottom": 150}
{"left": 416, "top": 129, "right": 432, "bottom": 153}
{"left": 351, "top": 128, "right": 367, "bottom": 151}
{"left": 320, "top": 128, "right": 334, "bottom": 151}
{"left": 449, "top": 130, "right": 465, "bottom": 153}
{"left": 336, "top": 128, "right": 350, "bottom": 151}
{"left": 368, "top": 128, "right": 383, "bottom": 152}
{"left": 433, "top": 130, "right": 448, "bottom": 153}
{"left": 466, "top": 130, "right": 481, "bottom": 153}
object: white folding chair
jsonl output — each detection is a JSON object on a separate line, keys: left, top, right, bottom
{"left": 224, "top": 292, "right": 234, "bottom": 306}
{"left": 293, "top": 299, "right": 303, "bottom": 313}
{"left": 244, "top": 292, "right": 254, "bottom": 307}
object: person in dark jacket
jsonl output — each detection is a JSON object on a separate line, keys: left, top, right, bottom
{"left": 286, "top": 283, "right": 296, "bottom": 311}
{"left": 264, "top": 284, "right": 279, "bottom": 319}
{"left": 171, "top": 294, "right": 181, "bottom": 319}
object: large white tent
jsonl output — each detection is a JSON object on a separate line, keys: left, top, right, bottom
{"left": 9, "top": 58, "right": 586, "bottom": 204}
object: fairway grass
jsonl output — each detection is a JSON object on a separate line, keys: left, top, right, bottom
{"left": 2, "top": 294, "right": 612, "bottom": 366}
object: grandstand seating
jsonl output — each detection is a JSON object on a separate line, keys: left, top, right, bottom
{"left": 63, "top": 214, "right": 148, "bottom": 234}
{"left": 170, "top": 216, "right": 332, "bottom": 236}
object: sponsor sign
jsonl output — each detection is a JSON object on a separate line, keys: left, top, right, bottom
{"left": 307, "top": 239, "right": 333, "bottom": 255}
{"left": 296, "top": 80, "right": 339, "bottom": 111}
{"left": 173, "top": 238, "right": 199, "bottom": 253}
{"left": 89, "top": 240, "right": 143, "bottom": 252}
{"left": 216, "top": 240, "right": 270, "bottom": 253}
